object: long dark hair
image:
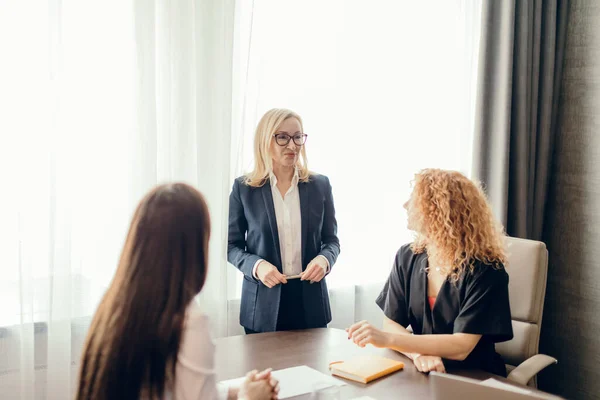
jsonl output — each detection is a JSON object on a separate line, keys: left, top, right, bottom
{"left": 76, "top": 183, "right": 211, "bottom": 400}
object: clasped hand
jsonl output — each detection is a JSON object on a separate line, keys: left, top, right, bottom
{"left": 237, "top": 368, "right": 279, "bottom": 400}
{"left": 256, "top": 257, "right": 327, "bottom": 288}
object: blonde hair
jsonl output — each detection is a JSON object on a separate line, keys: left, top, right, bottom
{"left": 409, "top": 169, "right": 507, "bottom": 282}
{"left": 245, "top": 108, "right": 311, "bottom": 187}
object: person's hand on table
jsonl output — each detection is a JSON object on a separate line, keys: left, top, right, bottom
{"left": 237, "top": 369, "right": 280, "bottom": 400}
{"left": 413, "top": 355, "right": 445, "bottom": 373}
{"left": 255, "top": 368, "right": 279, "bottom": 399}
{"left": 300, "top": 256, "right": 328, "bottom": 283}
{"left": 346, "top": 320, "right": 391, "bottom": 348}
{"left": 256, "top": 261, "right": 287, "bottom": 288}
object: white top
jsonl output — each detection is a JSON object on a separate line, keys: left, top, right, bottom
{"left": 270, "top": 170, "right": 303, "bottom": 276}
{"left": 252, "top": 171, "right": 329, "bottom": 278}
{"left": 168, "top": 301, "right": 228, "bottom": 400}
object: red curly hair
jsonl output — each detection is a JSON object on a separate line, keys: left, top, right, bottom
{"left": 409, "top": 169, "right": 506, "bottom": 281}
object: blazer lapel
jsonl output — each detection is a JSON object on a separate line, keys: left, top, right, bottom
{"left": 299, "top": 181, "right": 309, "bottom": 267}
{"left": 261, "top": 183, "right": 282, "bottom": 269}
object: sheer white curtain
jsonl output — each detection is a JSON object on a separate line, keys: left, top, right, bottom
{"left": 0, "top": 0, "right": 237, "bottom": 398}
{"left": 232, "top": 0, "right": 482, "bottom": 328}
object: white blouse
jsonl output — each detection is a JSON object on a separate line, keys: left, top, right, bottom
{"left": 168, "top": 301, "right": 228, "bottom": 400}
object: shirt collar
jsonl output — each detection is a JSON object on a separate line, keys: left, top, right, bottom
{"left": 269, "top": 168, "right": 299, "bottom": 187}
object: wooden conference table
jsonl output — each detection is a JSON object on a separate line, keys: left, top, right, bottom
{"left": 215, "top": 328, "right": 553, "bottom": 399}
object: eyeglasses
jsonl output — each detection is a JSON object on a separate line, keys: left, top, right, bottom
{"left": 273, "top": 133, "right": 308, "bottom": 146}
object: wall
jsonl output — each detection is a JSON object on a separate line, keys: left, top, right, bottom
{"left": 540, "top": 1, "right": 600, "bottom": 399}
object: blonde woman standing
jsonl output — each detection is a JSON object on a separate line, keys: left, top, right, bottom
{"left": 228, "top": 108, "right": 340, "bottom": 334}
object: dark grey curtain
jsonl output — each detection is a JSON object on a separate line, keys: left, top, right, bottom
{"left": 472, "top": 0, "right": 569, "bottom": 241}
{"left": 540, "top": 2, "right": 600, "bottom": 399}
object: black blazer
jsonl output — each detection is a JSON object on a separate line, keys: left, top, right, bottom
{"left": 227, "top": 173, "right": 340, "bottom": 332}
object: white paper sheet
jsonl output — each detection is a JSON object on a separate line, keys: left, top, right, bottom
{"left": 219, "top": 365, "right": 346, "bottom": 399}
{"left": 480, "top": 378, "right": 533, "bottom": 395}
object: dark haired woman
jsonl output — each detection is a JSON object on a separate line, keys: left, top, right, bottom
{"left": 76, "top": 183, "right": 279, "bottom": 399}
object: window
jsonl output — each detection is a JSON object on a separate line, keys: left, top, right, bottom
{"left": 0, "top": 0, "right": 136, "bottom": 327}
{"left": 233, "top": 0, "right": 481, "bottom": 291}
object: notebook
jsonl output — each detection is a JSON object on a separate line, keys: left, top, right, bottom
{"left": 329, "top": 355, "right": 404, "bottom": 384}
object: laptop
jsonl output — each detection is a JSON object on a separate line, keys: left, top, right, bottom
{"left": 429, "top": 372, "right": 561, "bottom": 400}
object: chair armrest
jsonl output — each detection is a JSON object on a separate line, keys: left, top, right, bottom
{"left": 507, "top": 354, "right": 558, "bottom": 385}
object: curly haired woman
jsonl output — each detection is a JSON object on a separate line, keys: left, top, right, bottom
{"left": 346, "top": 169, "right": 513, "bottom": 377}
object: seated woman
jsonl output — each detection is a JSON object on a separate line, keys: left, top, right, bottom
{"left": 76, "top": 183, "right": 279, "bottom": 400}
{"left": 347, "top": 169, "right": 513, "bottom": 377}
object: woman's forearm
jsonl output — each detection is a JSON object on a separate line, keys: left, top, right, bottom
{"left": 385, "top": 332, "right": 480, "bottom": 361}
{"left": 381, "top": 318, "right": 420, "bottom": 360}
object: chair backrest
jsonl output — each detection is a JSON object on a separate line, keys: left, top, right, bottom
{"left": 495, "top": 237, "right": 549, "bottom": 369}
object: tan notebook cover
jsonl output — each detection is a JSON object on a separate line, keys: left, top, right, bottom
{"left": 330, "top": 355, "right": 404, "bottom": 384}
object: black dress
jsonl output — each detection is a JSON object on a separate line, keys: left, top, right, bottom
{"left": 376, "top": 244, "right": 513, "bottom": 376}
